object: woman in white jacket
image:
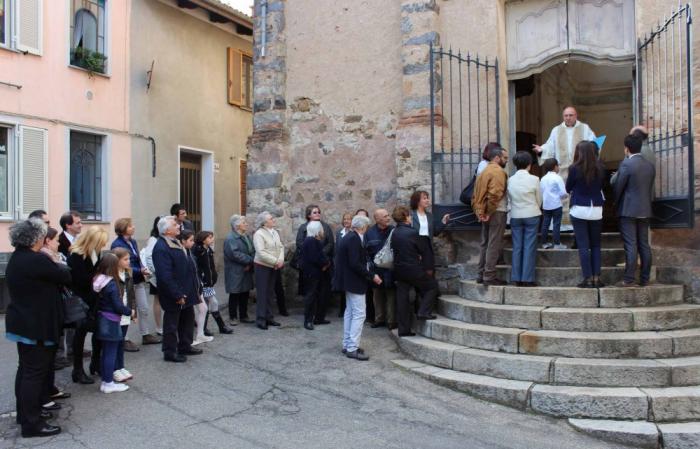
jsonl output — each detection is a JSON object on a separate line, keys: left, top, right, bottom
{"left": 139, "top": 216, "right": 164, "bottom": 335}
{"left": 252, "top": 211, "right": 285, "bottom": 330}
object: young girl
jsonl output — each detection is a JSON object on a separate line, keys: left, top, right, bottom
{"left": 180, "top": 230, "right": 213, "bottom": 345}
{"left": 193, "top": 231, "right": 233, "bottom": 335}
{"left": 94, "top": 251, "right": 135, "bottom": 394}
{"left": 539, "top": 158, "right": 569, "bottom": 250}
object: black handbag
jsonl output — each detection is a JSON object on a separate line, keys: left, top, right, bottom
{"left": 459, "top": 171, "right": 478, "bottom": 205}
{"left": 62, "top": 287, "right": 89, "bottom": 325}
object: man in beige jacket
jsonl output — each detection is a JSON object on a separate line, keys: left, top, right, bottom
{"left": 472, "top": 146, "right": 509, "bottom": 286}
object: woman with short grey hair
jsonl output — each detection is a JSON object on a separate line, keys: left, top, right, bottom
{"left": 157, "top": 216, "right": 176, "bottom": 236}
{"left": 252, "top": 212, "right": 285, "bottom": 330}
{"left": 224, "top": 214, "right": 255, "bottom": 324}
{"left": 6, "top": 219, "right": 71, "bottom": 437}
{"left": 300, "top": 221, "right": 330, "bottom": 330}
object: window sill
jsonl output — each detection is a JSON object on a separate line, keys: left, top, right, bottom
{"left": 0, "top": 217, "right": 15, "bottom": 223}
{"left": 0, "top": 45, "right": 22, "bottom": 54}
{"left": 69, "top": 64, "right": 111, "bottom": 78}
{"left": 82, "top": 220, "right": 110, "bottom": 225}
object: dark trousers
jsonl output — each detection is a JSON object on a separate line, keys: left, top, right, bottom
{"left": 303, "top": 275, "right": 321, "bottom": 323}
{"left": 477, "top": 211, "right": 507, "bottom": 281}
{"left": 228, "top": 291, "right": 250, "bottom": 319}
{"left": 15, "top": 343, "right": 55, "bottom": 430}
{"left": 541, "top": 207, "right": 563, "bottom": 244}
{"left": 395, "top": 271, "right": 438, "bottom": 335}
{"left": 100, "top": 340, "right": 119, "bottom": 383}
{"left": 274, "top": 270, "right": 288, "bottom": 314}
{"left": 73, "top": 321, "right": 101, "bottom": 373}
{"left": 117, "top": 325, "right": 128, "bottom": 370}
{"left": 365, "top": 287, "right": 375, "bottom": 323}
{"left": 571, "top": 217, "right": 603, "bottom": 279}
{"left": 619, "top": 217, "right": 652, "bottom": 284}
{"left": 336, "top": 292, "right": 346, "bottom": 317}
{"left": 255, "top": 264, "right": 276, "bottom": 325}
{"left": 162, "top": 306, "right": 195, "bottom": 356}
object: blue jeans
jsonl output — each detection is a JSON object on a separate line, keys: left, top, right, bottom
{"left": 510, "top": 216, "right": 540, "bottom": 282}
{"left": 116, "top": 325, "right": 128, "bottom": 370}
{"left": 540, "top": 207, "right": 563, "bottom": 244}
{"left": 571, "top": 217, "right": 602, "bottom": 279}
{"left": 343, "top": 292, "right": 366, "bottom": 353}
{"left": 101, "top": 341, "right": 119, "bottom": 383}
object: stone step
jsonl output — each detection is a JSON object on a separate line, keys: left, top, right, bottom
{"left": 460, "top": 280, "right": 684, "bottom": 308}
{"left": 504, "top": 231, "right": 624, "bottom": 248}
{"left": 439, "top": 295, "right": 700, "bottom": 332}
{"left": 658, "top": 422, "right": 700, "bottom": 449}
{"left": 393, "top": 331, "right": 700, "bottom": 387}
{"left": 496, "top": 265, "right": 657, "bottom": 287}
{"left": 423, "top": 316, "right": 700, "bottom": 359}
{"left": 568, "top": 419, "right": 659, "bottom": 449}
{"left": 504, "top": 248, "right": 625, "bottom": 267}
{"left": 394, "top": 358, "right": 700, "bottom": 423}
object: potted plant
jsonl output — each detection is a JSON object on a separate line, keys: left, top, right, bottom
{"left": 70, "top": 47, "right": 107, "bottom": 76}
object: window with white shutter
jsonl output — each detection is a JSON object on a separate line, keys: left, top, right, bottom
{"left": 0, "top": 126, "right": 11, "bottom": 217}
{"left": 16, "top": 0, "right": 42, "bottom": 55}
{"left": 18, "top": 126, "right": 47, "bottom": 218}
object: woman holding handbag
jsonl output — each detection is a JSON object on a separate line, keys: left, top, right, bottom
{"left": 67, "top": 226, "right": 109, "bottom": 384}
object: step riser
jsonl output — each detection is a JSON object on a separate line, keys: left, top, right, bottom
{"left": 496, "top": 266, "right": 657, "bottom": 287}
{"left": 530, "top": 385, "right": 649, "bottom": 420}
{"left": 460, "top": 281, "right": 684, "bottom": 309}
{"left": 645, "top": 388, "right": 700, "bottom": 422}
{"left": 504, "top": 249, "right": 625, "bottom": 267}
{"left": 396, "top": 333, "right": 700, "bottom": 387}
{"left": 439, "top": 297, "right": 700, "bottom": 332}
{"left": 519, "top": 331, "right": 675, "bottom": 359}
{"left": 504, "top": 233, "right": 624, "bottom": 248}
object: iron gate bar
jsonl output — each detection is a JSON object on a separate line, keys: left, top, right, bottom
{"left": 637, "top": 3, "right": 694, "bottom": 228}
{"left": 430, "top": 45, "right": 500, "bottom": 230}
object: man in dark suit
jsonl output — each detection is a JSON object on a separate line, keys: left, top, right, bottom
{"left": 170, "top": 203, "right": 194, "bottom": 236}
{"left": 391, "top": 205, "right": 439, "bottom": 337}
{"left": 152, "top": 216, "right": 202, "bottom": 362}
{"left": 614, "top": 134, "right": 656, "bottom": 287}
{"left": 334, "top": 215, "right": 381, "bottom": 361}
{"left": 57, "top": 211, "right": 82, "bottom": 257}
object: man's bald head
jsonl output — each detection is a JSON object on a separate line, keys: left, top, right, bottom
{"left": 373, "top": 208, "right": 391, "bottom": 229}
{"left": 563, "top": 107, "right": 578, "bottom": 127}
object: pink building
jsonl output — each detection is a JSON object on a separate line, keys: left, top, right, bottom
{"left": 0, "top": 0, "right": 131, "bottom": 253}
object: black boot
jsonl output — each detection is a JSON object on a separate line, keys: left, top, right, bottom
{"left": 203, "top": 313, "right": 214, "bottom": 337}
{"left": 212, "top": 312, "right": 233, "bottom": 334}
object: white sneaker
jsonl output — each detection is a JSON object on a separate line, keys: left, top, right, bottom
{"left": 100, "top": 381, "right": 129, "bottom": 394}
{"left": 541, "top": 243, "right": 553, "bottom": 249}
{"left": 192, "top": 335, "right": 214, "bottom": 346}
{"left": 119, "top": 368, "right": 133, "bottom": 380}
{"left": 113, "top": 370, "right": 129, "bottom": 382}
{"left": 553, "top": 244, "right": 568, "bottom": 249}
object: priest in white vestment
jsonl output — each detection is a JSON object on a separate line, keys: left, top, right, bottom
{"left": 534, "top": 106, "right": 596, "bottom": 229}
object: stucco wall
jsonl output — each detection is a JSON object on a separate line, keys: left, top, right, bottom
{"left": 0, "top": 0, "right": 131, "bottom": 251}
{"left": 129, "top": 0, "right": 252, "bottom": 241}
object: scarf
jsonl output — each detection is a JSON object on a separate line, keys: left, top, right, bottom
{"left": 556, "top": 121, "right": 585, "bottom": 167}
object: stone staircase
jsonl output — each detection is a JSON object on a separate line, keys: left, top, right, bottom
{"left": 392, "top": 233, "right": 700, "bottom": 448}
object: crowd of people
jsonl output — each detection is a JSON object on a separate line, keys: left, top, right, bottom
{"left": 5, "top": 107, "right": 656, "bottom": 438}
{"left": 472, "top": 113, "right": 655, "bottom": 289}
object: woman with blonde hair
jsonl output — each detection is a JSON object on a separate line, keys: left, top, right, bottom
{"left": 67, "top": 226, "right": 109, "bottom": 384}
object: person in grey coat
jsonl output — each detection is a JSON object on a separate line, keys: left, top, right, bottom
{"left": 614, "top": 133, "right": 656, "bottom": 287}
{"left": 224, "top": 215, "right": 255, "bottom": 324}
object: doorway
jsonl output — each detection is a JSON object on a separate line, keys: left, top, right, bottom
{"left": 513, "top": 60, "right": 634, "bottom": 230}
{"left": 179, "top": 153, "right": 202, "bottom": 233}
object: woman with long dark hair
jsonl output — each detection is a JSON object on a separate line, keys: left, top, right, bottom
{"left": 566, "top": 141, "right": 607, "bottom": 288}
{"left": 140, "top": 216, "right": 164, "bottom": 335}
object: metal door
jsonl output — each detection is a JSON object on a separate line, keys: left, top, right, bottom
{"left": 430, "top": 46, "right": 500, "bottom": 229}
{"left": 636, "top": 3, "right": 694, "bottom": 228}
{"left": 180, "top": 153, "right": 202, "bottom": 233}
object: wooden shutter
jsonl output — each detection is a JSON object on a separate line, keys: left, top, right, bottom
{"left": 16, "top": 0, "right": 42, "bottom": 55}
{"left": 239, "top": 159, "right": 247, "bottom": 215}
{"left": 18, "top": 126, "right": 47, "bottom": 218}
{"left": 227, "top": 47, "right": 242, "bottom": 106}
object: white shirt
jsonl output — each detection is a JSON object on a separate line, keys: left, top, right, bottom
{"left": 570, "top": 202, "right": 603, "bottom": 221}
{"left": 417, "top": 213, "right": 429, "bottom": 236}
{"left": 540, "top": 171, "right": 568, "bottom": 211}
{"left": 119, "top": 272, "right": 130, "bottom": 326}
{"left": 507, "top": 169, "right": 542, "bottom": 219}
{"left": 476, "top": 160, "right": 489, "bottom": 176}
{"left": 64, "top": 231, "right": 76, "bottom": 244}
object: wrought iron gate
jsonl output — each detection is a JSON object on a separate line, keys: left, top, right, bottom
{"left": 180, "top": 153, "right": 202, "bottom": 233}
{"left": 636, "top": 3, "right": 694, "bottom": 228}
{"left": 430, "top": 46, "right": 500, "bottom": 230}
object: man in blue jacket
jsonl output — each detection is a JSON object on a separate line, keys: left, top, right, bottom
{"left": 334, "top": 215, "right": 382, "bottom": 361}
{"left": 365, "top": 209, "right": 396, "bottom": 329}
{"left": 152, "top": 216, "right": 202, "bottom": 362}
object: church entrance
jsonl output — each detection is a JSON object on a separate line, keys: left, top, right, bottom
{"left": 512, "top": 60, "right": 634, "bottom": 231}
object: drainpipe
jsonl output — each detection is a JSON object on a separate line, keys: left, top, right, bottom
{"left": 260, "top": 0, "right": 267, "bottom": 57}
